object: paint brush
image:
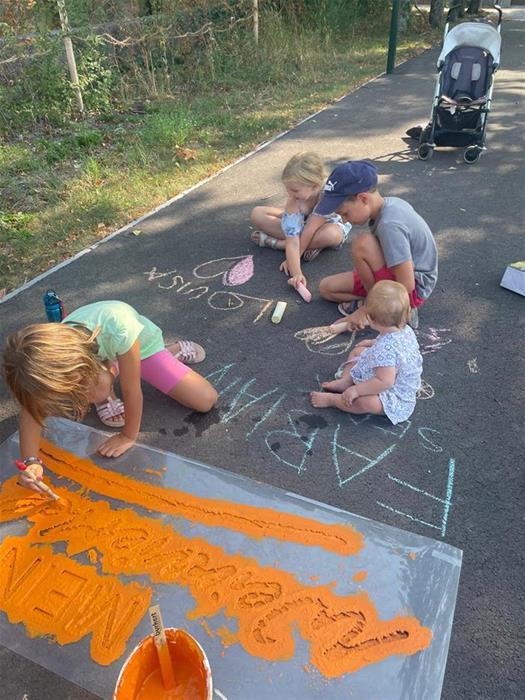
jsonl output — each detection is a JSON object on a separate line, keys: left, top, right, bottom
{"left": 149, "top": 605, "right": 176, "bottom": 690}
{"left": 15, "top": 460, "right": 60, "bottom": 501}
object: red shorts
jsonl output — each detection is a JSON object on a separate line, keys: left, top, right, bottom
{"left": 352, "top": 267, "right": 425, "bottom": 309}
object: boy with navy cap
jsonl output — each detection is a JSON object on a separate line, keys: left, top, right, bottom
{"left": 317, "top": 160, "right": 438, "bottom": 329}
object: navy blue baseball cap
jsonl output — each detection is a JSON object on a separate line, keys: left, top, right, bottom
{"left": 316, "top": 160, "right": 378, "bottom": 215}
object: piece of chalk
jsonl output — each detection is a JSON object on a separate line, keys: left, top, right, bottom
{"left": 329, "top": 321, "right": 348, "bottom": 334}
{"left": 272, "top": 301, "right": 287, "bottom": 324}
{"left": 296, "top": 282, "right": 312, "bottom": 303}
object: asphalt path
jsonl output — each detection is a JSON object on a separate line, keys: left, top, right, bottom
{"left": 0, "top": 12, "right": 523, "bottom": 700}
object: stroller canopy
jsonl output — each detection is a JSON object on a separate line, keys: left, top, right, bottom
{"left": 438, "top": 22, "right": 501, "bottom": 68}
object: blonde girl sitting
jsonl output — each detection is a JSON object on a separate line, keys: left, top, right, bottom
{"left": 310, "top": 281, "right": 422, "bottom": 424}
{"left": 250, "top": 152, "right": 351, "bottom": 291}
{"left": 2, "top": 300, "right": 218, "bottom": 491}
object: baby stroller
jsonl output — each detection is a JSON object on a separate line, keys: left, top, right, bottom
{"left": 418, "top": 3, "right": 502, "bottom": 164}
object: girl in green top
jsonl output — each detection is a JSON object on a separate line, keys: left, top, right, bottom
{"left": 2, "top": 300, "right": 218, "bottom": 492}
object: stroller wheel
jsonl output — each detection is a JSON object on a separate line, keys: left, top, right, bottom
{"left": 418, "top": 143, "right": 434, "bottom": 161}
{"left": 464, "top": 146, "right": 482, "bottom": 164}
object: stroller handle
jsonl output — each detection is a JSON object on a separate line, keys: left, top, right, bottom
{"left": 493, "top": 4, "right": 503, "bottom": 28}
{"left": 445, "top": 3, "right": 503, "bottom": 28}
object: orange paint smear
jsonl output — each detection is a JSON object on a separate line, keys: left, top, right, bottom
{"left": 352, "top": 571, "right": 368, "bottom": 583}
{"left": 199, "top": 619, "right": 215, "bottom": 639}
{"left": 0, "top": 478, "right": 432, "bottom": 677}
{"left": 39, "top": 440, "right": 362, "bottom": 557}
{"left": 0, "top": 534, "right": 151, "bottom": 665}
{"left": 216, "top": 625, "right": 238, "bottom": 648}
{"left": 115, "top": 629, "right": 209, "bottom": 700}
{"left": 142, "top": 468, "right": 165, "bottom": 477}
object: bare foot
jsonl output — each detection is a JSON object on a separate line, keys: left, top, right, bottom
{"left": 321, "top": 377, "right": 352, "bottom": 393}
{"left": 310, "top": 391, "right": 340, "bottom": 408}
{"left": 251, "top": 231, "right": 285, "bottom": 250}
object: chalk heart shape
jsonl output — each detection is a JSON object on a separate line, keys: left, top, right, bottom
{"left": 193, "top": 256, "right": 254, "bottom": 287}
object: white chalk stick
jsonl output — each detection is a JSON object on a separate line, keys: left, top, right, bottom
{"left": 296, "top": 283, "right": 312, "bottom": 303}
{"left": 329, "top": 321, "right": 348, "bottom": 334}
{"left": 271, "top": 301, "right": 287, "bottom": 324}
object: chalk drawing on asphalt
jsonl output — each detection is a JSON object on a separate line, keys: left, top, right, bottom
{"left": 416, "top": 380, "right": 435, "bottom": 400}
{"left": 192, "top": 255, "right": 254, "bottom": 287}
{"left": 144, "top": 264, "right": 273, "bottom": 324}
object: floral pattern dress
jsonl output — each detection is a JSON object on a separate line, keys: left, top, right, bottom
{"left": 350, "top": 325, "right": 423, "bottom": 424}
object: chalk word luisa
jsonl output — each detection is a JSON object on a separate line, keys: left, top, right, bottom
{"left": 144, "top": 255, "right": 274, "bottom": 324}
{"left": 204, "top": 361, "right": 455, "bottom": 538}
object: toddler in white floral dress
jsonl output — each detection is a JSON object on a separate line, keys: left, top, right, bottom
{"left": 311, "top": 281, "right": 422, "bottom": 424}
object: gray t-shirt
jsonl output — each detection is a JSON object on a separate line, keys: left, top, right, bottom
{"left": 370, "top": 197, "right": 438, "bottom": 300}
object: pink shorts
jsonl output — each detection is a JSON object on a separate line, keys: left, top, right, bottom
{"left": 140, "top": 349, "right": 191, "bottom": 394}
{"left": 353, "top": 267, "right": 425, "bottom": 309}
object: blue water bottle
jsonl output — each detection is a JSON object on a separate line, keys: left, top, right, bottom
{"left": 43, "top": 290, "right": 65, "bottom": 322}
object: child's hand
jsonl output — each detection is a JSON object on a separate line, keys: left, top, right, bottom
{"left": 342, "top": 386, "right": 360, "bottom": 406}
{"left": 279, "top": 259, "right": 290, "bottom": 276}
{"left": 97, "top": 433, "right": 136, "bottom": 458}
{"left": 346, "top": 307, "right": 369, "bottom": 331}
{"left": 16, "top": 461, "right": 44, "bottom": 493}
{"left": 288, "top": 274, "right": 306, "bottom": 289}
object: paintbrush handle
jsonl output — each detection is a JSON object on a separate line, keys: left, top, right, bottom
{"left": 149, "top": 605, "right": 176, "bottom": 690}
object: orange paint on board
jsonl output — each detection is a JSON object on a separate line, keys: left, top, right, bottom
{"left": 216, "top": 625, "right": 238, "bottom": 648}
{"left": 352, "top": 570, "right": 368, "bottom": 583}
{"left": 199, "top": 620, "right": 215, "bottom": 639}
{"left": 39, "top": 440, "right": 362, "bottom": 557}
{"left": 0, "top": 534, "right": 151, "bottom": 665}
{"left": 0, "top": 476, "right": 432, "bottom": 677}
{"left": 142, "top": 469, "right": 165, "bottom": 478}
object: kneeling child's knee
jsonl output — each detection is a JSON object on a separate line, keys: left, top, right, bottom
{"left": 195, "top": 386, "right": 218, "bottom": 413}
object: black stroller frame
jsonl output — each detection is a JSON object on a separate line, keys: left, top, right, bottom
{"left": 418, "top": 3, "right": 502, "bottom": 164}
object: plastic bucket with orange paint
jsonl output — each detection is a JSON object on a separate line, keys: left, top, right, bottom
{"left": 113, "top": 628, "right": 213, "bottom": 700}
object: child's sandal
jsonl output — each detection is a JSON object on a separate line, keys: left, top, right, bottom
{"left": 96, "top": 397, "right": 125, "bottom": 428}
{"left": 338, "top": 299, "right": 364, "bottom": 317}
{"left": 169, "top": 339, "right": 206, "bottom": 364}
{"left": 303, "top": 248, "right": 321, "bottom": 262}
{"left": 251, "top": 231, "right": 279, "bottom": 249}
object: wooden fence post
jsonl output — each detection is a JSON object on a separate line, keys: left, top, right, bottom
{"left": 253, "top": 0, "right": 259, "bottom": 45}
{"left": 56, "top": 0, "right": 85, "bottom": 116}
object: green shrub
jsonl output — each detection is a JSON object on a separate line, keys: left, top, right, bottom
{"left": 0, "top": 37, "right": 73, "bottom": 131}
{"left": 76, "top": 36, "right": 114, "bottom": 115}
{"left": 0, "top": 211, "right": 35, "bottom": 239}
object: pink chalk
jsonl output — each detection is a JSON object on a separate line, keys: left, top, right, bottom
{"left": 296, "top": 283, "right": 312, "bottom": 303}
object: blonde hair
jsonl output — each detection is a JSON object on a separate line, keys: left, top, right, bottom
{"left": 282, "top": 152, "right": 326, "bottom": 189}
{"left": 366, "top": 280, "right": 410, "bottom": 328}
{"left": 2, "top": 323, "right": 104, "bottom": 424}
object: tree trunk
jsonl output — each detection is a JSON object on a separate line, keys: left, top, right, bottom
{"left": 467, "top": 0, "right": 482, "bottom": 15}
{"left": 429, "top": 0, "right": 445, "bottom": 29}
{"left": 448, "top": 0, "right": 465, "bottom": 22}
{"left": 398, "top": 0, "right": 412, "bottom": 33}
